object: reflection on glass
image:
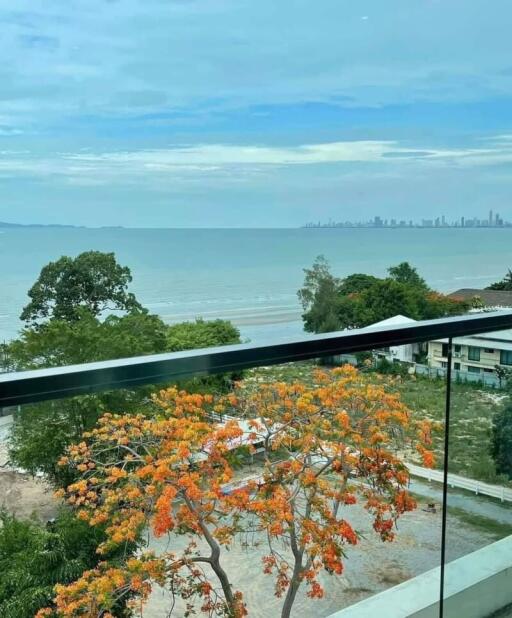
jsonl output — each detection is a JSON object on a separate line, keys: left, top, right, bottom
{"left": 442, "top": 331, "right": 512, "bottom": 617}
{"left": 0, "top": 349, "right": 451, "bottom": 617}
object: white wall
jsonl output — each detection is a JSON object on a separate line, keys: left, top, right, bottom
{"left": 327, "top": 535, "right": 512, "bottom": 618}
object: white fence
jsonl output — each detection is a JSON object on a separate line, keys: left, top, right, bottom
{"left": 406, "top": 463, "right": 512, "bottom": 503}
{"left": 415, "top": 363, "right": 504, "bottom": 388}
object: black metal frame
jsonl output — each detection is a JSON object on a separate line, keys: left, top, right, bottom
{"left": 2, "top": 311, "right": 512, "bottom": 406}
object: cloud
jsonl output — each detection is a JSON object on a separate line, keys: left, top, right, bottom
{"left": 1, "top": 0, "right": 512, "bottom": 129}
{"left": 1, "top": 136, "right": 512, "bottom": 188}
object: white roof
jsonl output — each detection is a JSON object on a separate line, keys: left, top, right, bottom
{"left": 366, "top": 314, "right": 417, "bottom": 328}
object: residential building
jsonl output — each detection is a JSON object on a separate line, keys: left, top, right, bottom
{"left": 428, "top": 329, "right": 512, "bottom": 376}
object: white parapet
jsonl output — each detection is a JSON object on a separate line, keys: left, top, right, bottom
{"left": 327, "top": 535, "right": 512, "bottom": 618}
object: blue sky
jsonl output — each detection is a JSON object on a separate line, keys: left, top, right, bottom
{"left": 1, "top": 0, "right": 512, "bottom": 227}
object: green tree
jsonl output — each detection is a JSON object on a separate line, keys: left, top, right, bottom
{"left": 487, "top": 269, "right": 512, "bottom": 291}
{"left": 388, "top": 262, "right": 429, "bottom": 290}
{"left": 166, "top": 318, "right": 243, "bottom": 394}
{"left": 491, "top": 404, "right": 512, "bottom": 478}
{"left": 7, "top": 314, "right": 242, "bottom": 482}
{"left": 338, "top": 273, "right": 380, "bottom": 295}
{"left": 358, "top": 279, "right": 420, "bottom": 324}
{"left": 20, "top": 251, "right": 142, "bottom": 325}
{"left": 7, "top": 309, "right": 167, "bottom": 369}
{"left": 7, "top": 309, "right": 168, "bottom": 483}
{"left": 297, "top": 256, "right": 342, "bottom": 333}
{"left": 166, "top": 318, "right": 240, "bottom": 350}
{"left": 0, "top": 509, "right": 132, "bottom": 618}
{"left": 298, "top": 258, "right": 467, "bottom": 334}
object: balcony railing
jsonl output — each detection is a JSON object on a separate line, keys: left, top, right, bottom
{"left": 2, "top": 310, "right": 512, "bottom": 618}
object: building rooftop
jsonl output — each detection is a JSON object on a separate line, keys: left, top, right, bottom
{"left": 364, "top": 314, "right": 417, "bottom": 328}
{"left": 448, "top": 288, "right": 512, "bottom": 308}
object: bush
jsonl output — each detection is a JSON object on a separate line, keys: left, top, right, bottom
{"left": 491, "top": 404, "right": 512, "bottom": 479}
{"left": 374, "top": 357, "right": 409, "bottom": 377}
{"left": 0, "top": 509, "right": 134, "bottom": 618}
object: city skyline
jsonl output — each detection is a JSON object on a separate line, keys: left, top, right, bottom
{"left": 305, "top": 209, "right": 512, "bottom": 229}
{"left": 1, "top": 1, "right": 512, "bottom": 227}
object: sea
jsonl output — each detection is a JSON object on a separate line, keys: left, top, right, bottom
{"left": 1, "top": 227, "right": 511, "bottom": 345}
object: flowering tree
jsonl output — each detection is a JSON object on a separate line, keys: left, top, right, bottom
{"left": 41, "top": 366, "right": 434, "bottom": 618}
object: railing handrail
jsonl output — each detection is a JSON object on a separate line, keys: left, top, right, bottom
{"left": 2, "top": 311, "right": 512, "bottom": 407}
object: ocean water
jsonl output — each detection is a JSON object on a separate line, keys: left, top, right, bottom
{"left": 1, "top": 227, "right": 511, "bottom": 344}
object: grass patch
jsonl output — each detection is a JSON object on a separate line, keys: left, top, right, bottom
{"left": 446, "top": 505, "right": 512, "bottom": 539}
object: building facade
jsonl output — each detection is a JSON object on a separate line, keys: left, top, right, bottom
{"left": 428, "top": 330, "right": 512, "bottom": 376}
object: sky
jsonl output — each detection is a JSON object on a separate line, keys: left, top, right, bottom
{"left": 0, "top": 0, "right": 512, "bottom": 228}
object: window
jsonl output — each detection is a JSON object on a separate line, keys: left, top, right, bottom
{"left": 500, "top": 350, "right": 512, "bottom": 366}
{"left": 441, "top": 362, "right": 448, "bottom": 369}
{"left": 468, "top": 346, "right": 481, "bottom": 361}
{"left": 467, "top": 365, "right": 481, "bottom": 374}
{"left": 454, "top": 345, "right": 462, "bottom": 353}
{"left": 484, "top": 348, "right": 495, "bottom": 354}
{"left": 483, "top": 368, "right": 494, "bottom": 373}
{"left": 442, "top": 343, "right": 449, "bottom": 357}
{"left": 454, "top": 362, "right": 461, "bottom": 370}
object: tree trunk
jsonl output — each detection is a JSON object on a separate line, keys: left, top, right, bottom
{"left": 281, "top": 574, "right": 301, "bottom": 618}
{"left": 210, "top": 555, "right": 236, "bottom": 613}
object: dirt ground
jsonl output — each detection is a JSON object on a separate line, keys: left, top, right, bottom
{"left": 0, "top": 469, "right": 59, "bottom": 521}
{"left": 144, "top": 483, "right": 499, "bottom": 618}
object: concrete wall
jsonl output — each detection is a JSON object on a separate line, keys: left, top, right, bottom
{"left": 327, "top": 535, "right": 512, "bottom": 618}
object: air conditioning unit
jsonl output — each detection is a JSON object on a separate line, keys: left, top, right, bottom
{"left": 453, "top": 352, "right": 461, "bottom": 358}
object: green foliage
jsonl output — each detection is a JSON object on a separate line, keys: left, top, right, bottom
{"left": 388, "top": 262, "right": 428, "bottom": 290}
{"left": 20, "top": 251, "right": 142, "bottom": 325}
{"left": 166, "top": 318, "right": 241, "bottom": 351}
{"left": 487, "top": 269, "right": 512, "bottom": 291}
{"left": 495, "top": 365, "right": 512, "bottom": 389}
{"left": 166, "top": 319, "right": 243, "bottom": 394}
{"left": 0, "top": 509, "right": 132, "bottom": 618}
{"left": 374, "top": 357, "right": 409, "bottom": 377}
{"left": 298, "top": 256, "right": 468, "bottom": 334}
{"left": 491, "top": 404, "right": 512, "bottom": 478}
{"left": 338, "top": 273, "right": 379, "bottom": 295}
{"left": 7, "top": 310, "right": 168, "bottom": 483}
{"left": 7, "top": 314, "right": 241, "bottom": 480}
{"left": 7, "top": 309, "right": 167, "bottom": 369}
{"left": 9, "top": 390, "right": 152, "bottom": 485}
{"left": 297, "top": 256, "right": 342, "bottom": 333}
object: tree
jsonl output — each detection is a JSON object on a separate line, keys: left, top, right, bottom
{"left": 7, "top": 310, "right": 168, "bottom": 484}
{"left": 0, "top": 509, "right": 132, "bottom": 618}
{"left": 338, "top": 273, "right": 380, "bottom": 295}
{"left": 491, "top": 404, "right": 512, "bottom": 478}
{"left": 298, "top": 257, "right": 468, "bottom": 334}
{"left": 7, "top": 313, "right": 242, "bottom": 483}
{"left": 495, "top": 365, "right": 512, "bottom": 389}
{"left": 7, "top": 309, "right": 167, "bottom": 369}
{"left": 359, "top": 279, "right": 420, "bottom": 323}
{"left": 297, "top": 256, "right": 342, "bottom": 333}
{"left": 388, "top": 262, "right": 428, "bottom": 290}
{"left": 487, "top": 269, "right": 512, "bottom": 291}
{"left": 47, "top": 366, "right": 434, "bottom": 618}
{"left": 20, "top": 251, "right": 142, "bottom": 325}
{"left": 167, "top": 319, "right": 243, "bottom": 394}
{"left": 166, "top": 319, "right": 241, "bottom": 351}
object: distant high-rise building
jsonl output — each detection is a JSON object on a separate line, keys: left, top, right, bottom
{"left": 489, "top": 210, "right": 493, "bottom": 225}
{"left": 461, "top": 216, "right": 465, "bottom": 227}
